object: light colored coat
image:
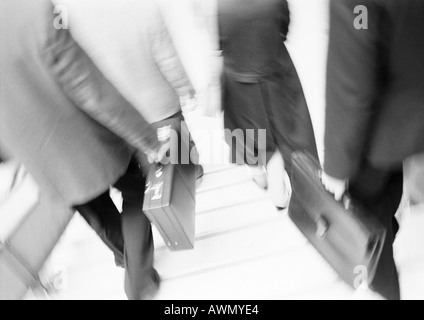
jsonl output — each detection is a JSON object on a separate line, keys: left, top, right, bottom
{"left": 0, "top": 0, "right": 158, "bottom": 206}
{"left": 57, "top": 0, "right": 195, "bottom": 123}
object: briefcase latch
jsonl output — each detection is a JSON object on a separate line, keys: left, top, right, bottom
{"left": 167, "top": 241, "right": 179, "bottom": 248}
{"left": 145, "top": 181, "right": 164, "bottom": 200}
{"left": 316, "top": 216, "right": 329, "bottom": 239}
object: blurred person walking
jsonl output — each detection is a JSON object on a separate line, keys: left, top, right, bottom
{"left": 322, "top": 0, "right": 424, "bottom": 300}
{"left": 56, "top": 0, "right": 199, "bottom": 154}
{"left": 0, "top": 0, "right": 166, "bottom": 300}
{"left": 215, "top": 0, "right": 319, "bottom": 209}
{"left": 57, "top": 0, "right": 202, "bottom": 280}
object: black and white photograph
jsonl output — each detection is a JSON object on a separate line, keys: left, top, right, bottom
{"left": 1, "top": 0, "right": 424, "bottom": 305}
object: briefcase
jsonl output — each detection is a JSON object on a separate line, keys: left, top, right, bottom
{"left": 143, "top": 162, "right": 196, "bottom": 251}
{"left": 0, "top": 174, "right": 73, "bottom": 299}
{"left": 289, "top": 152, "right": 386, "bottom": 289}
{"left": 142, "top": 116, "right": 196, "bottom": 252}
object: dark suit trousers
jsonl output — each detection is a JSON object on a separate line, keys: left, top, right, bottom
{"left": 223, "top": 51, "right": 319, "bottom": 169}
{"left": 75, "top": 157, "right": 157, "bottom": 300}
{"left": 349, "top": 161, "right": 403, "bottom": 300}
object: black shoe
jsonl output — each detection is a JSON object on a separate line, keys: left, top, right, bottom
{"left": 140, "top": 270, "right": 161, "bottom": 300}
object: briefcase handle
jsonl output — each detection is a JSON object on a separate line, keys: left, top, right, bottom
{"left": 316, "top": 170, "right": 383, "bottom": 260}
{"left": 316, "top": 170, "right": 351, "bottom": 211}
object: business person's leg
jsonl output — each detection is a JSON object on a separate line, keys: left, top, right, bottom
{"left": 75, "top": 192, "right": 125, "bottom": 268}
{"left": 349, "top": 162, "right": 403, "bottom": 300}
{"left": 264, "top": 49, "right": 319, "bottom": 169}
{"left": 114, "top": 157, "right": 159, "bottom": 300}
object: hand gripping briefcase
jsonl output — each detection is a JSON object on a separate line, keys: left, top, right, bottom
{"left": 143, "top": 117, "right": 196, "bottom": 252}
{"left": 289, "top": 152, "right": 386, "bottom": 289}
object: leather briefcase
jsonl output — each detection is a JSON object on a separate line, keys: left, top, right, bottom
{"left": 143, "top": 162, "right": 196, "bottom": 251}
{"left": 143, "top": 116, "right": 196, "bottom": 252}
{"left": 0, "top": 173, "right": 73, "bottom": 299}
{"left": 289, "top": 151, "right": 386, "bottom": 289}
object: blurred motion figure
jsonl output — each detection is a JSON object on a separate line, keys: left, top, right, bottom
{"left": 322, "top": 0, "right": 424, "bottom": 300}
{"left": 0, "top": 0, "right": 164, "bottom": 300}
{"left": 56, "top": 0, "right": 202, "bottom": 292}
{"left": 215, "top": 0, "right": 319, "bottom": 208}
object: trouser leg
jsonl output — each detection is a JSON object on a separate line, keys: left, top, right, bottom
{"left": 349, "top": 163, "right": 403, "bottom": 300}
{"left": 113, "top": 158, "right": 157, "bottom": 300}
{"left": 75, "top": 192, "right": 124, "bottom": 268}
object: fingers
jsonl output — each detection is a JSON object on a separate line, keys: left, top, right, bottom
{"left": 181, "top": 95, "right": 197, "bottom": 114}
{"left": 156, "top": 142, "right": 171, "bottom": 163}
{"left": 145, "top": 142, "right": 171, "bottom": 164}
{"left": 333, "top": 188, "right": 345, "bottom": 202}
{"left": 321, "top": 172, "right": 347, "bottom": 201}
{"left": 146, "top": 151, "right": 159, "bottom": 164}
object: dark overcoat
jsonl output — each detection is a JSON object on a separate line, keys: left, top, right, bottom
{"left": 325, "top": 0, "right": 424, "bottom": 179}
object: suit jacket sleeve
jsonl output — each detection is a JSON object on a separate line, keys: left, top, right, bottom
{"left": 324, "top": 0, "right": 383, "bottom": 179}
{"left": 43, "top": 16, "right": 159, "bottom": 155}
{"left": 149, "top": 2, "right": 195, "bottom": 98}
